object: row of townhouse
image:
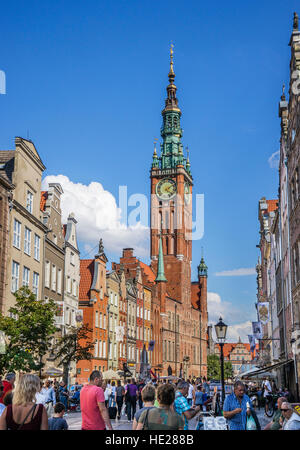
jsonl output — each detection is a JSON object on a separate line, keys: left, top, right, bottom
{"left": 255, "top": 13, "right": 300, "bottom": 401}
{"left": 0, "top": 137, "right": 80, "bottom": 382}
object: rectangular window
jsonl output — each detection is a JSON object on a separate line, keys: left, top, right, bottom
{"left": 99, "top": 340, "right": 102, "bottom": 358}
{"left": 34, "top": 234, "right": 40, "bottom": 261}
{"left": 72, "top": 279, "right": 77, "bottom": 296}
{"left": 70, "top": 252, "right": 74, "bottom": 265}
{"left": 114, "top": 343, "right": 117, "bottom": 359}
{"left": 103, "top": 314, "right": 106, "bottom": 330}
{"left": 100, "top": 313, "right": 103, "bottom": 329}
{"left": 57, "top": 269, "right": 62, "bottom": 295}
{"left": 95, "top": 340, "right": 98, "bottom": 357}
{"left": 33, "top": 272, "right": 39, "bottom": 298}
{"left": 24, "top": 227, "right": 31, "bottom": 255}
{"left": 22, "top": 266, "right": 30, "bottom": 287}
{"left": 66, "top": 276, "right": 71, "bottom": 293}
{"left": 115, "top": 294, "right": 118, "bottom": 307}
{"left": 95, "top": 311, "right": 99, "bottom": 328}
{"left": 13, "top": 219, "right": 21, "bottom": 249}
{"left": 11, "top": 261, "right": 20, "bottom": 292}
{"left": 51, "top": 265, "right": 56, "bottom": 291}
{"left": 103, "top": 341, "right": 106, "bottom": 358}
{"left": 26, "top": 191, "right": 33, "bottom": 213}
{"left": 45, "top": 261, "right": 50, "bottom": 288}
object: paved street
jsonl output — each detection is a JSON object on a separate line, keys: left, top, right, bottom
{"left": 65, "top": 406, "right": 270, "bottom": 430}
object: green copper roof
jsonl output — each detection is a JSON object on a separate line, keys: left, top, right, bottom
{"left": 198, "top": 257, "right": 208, "bottom": 277}
{"left": 155, "top": 236, "right": 167, "bottom": 282}
{"left": 152, "top": 48, "right": 191, "bottom": 175}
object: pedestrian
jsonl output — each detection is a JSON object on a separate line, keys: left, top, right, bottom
{"left": 0, "top": 380, "right": 5, "bottom": 416}
{"left": 223, "top": 381, "right": 254, "bottom": 430}
{"left": 48, "top": 402, "right": 68, "bottom": 430}
{"left": 202, "top": 377, "right": 210, "bottom": 396}
{"left": 193, "top": 385, "right": 203, "bottom": 409}
{"left": 187, "top": 381, "right": 194, "bottom": 406}
{"left": 264, "top": 396, "right": 287, "bottom": 430}
{"left": 125, "top": 378, "right": 138, "bottom": 422}
{"left": 136, "top": 384, "right": 184, "bottom": 430}
{"left": 262, "top": 377, "right": 272, "bottom": 416}
{"left": 174, "top": 381, "right": 201, "bottom": 430}
{"left": 281, "top": 402, "right": 300, "bottom": 430}
{"left": 104, "top": 382, "right": 111, "bottom": 408}
{"left": 0, "top": 373, "right": 15, "bottom": 404}
{"left": 109, "top": 381, "right": 116, "bottom": 407}
{"left": 0, "top": 373, "right": 48, "bottom": 430}
{"left": 137, "top": 379, "right": 145, "bottom": 410}
{"left": 80, "top": 370, "right": 113, "bottom": 430}
{"left": 58, "top": 381, "right": 69, "bottom": 411}
{"left": 132, "top": 384, "right": 156, "bottom": 430}
{"left": 115, "top": 380, "right": 125, "bottom": 420}
{"left": 41, "top": 380, "right": 57, "bottom": 418}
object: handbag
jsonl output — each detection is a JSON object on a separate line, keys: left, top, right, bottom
{"left": 246, "top": 414, "right": 257, "bottom": 430}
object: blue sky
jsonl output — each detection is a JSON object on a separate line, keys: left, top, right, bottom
{"left": 1, "top": 0, "right": 298, "bottom": 340}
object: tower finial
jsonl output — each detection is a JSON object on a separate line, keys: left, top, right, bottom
{"left": 281, "top": 83, "right": 286, "bottom": 101}
{"left": 294, "top": 12, "right": 299, "bottom": 30}
{"left": 168, "top": 42, "right": 175, "bottom": 83}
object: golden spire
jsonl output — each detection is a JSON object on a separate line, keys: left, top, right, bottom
{"left": 168, "top": 42, "right": 175, "bottom": 82}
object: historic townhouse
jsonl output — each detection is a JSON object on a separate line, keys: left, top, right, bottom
{"left": 0, "top": 138, "right": 47, "bottom": 314}
{"left": 287, "top": 12, "right": 300, "bottom": 398}
{"left": 62, "top": 213, "right": 80, "bottom": 335}
{"left": 40, "top": 184, "right": 65, "bottom": 321}
{"left": 106, "top": 269, "right": 121, "bottom": 371}
{"left": 215, "top": 339, "right": 258, "bottom": 378}
{"left": 0, "top": 154, "right": 14, "bottom": 311}
{"left": 126, "top": 278, "right": 137, "bottom": 378}
{"left": 76, "top": 240, "right": 108, "bottom": 383}
{"left": 117, "top": 266, "right": 127, "bottom": 371}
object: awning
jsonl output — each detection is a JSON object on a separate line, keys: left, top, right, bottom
{"left": 246, "top": 359, "right": 294, "bottom": 378}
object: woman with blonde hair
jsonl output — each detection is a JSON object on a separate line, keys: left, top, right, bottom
{"left": 0, "top": 373, "right": 48, "bottom": 430}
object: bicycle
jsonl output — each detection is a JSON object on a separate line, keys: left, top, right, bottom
{"left": 264, "top": 393, "right": 280, "bottom": 418}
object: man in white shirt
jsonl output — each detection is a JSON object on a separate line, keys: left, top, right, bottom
{"left": 262, "top": 378, "right": 272, "bottom": 415}
{"left": 187, "top": 382, "right": 194, "bottom": 406}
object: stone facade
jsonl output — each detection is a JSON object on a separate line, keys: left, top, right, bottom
{"left": 1, "top": 138, "right": 47, "bottom": 315}
{"left": 76, "top": 242, "right": 108, "bottom": 383}
{"left": 287, "top": 12, "right": 300, "bottom": 400}
{"left": 0, "top": 154, "right": 14, "bottom": 312}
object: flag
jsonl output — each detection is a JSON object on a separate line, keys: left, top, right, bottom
{"left": 148, "top": 340, "right": 155, "bottom": 351}
{"left": 252, "top": 321, "right": 263, "bottom": 340}
{"left": 248, "top": 335, "right": 256, "bottom": 352}
{"left": 258, "top": 302, "right": 269, "bottom": 324}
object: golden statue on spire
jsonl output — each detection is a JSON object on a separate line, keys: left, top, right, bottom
{"left": 169, "top": 42, "right": 175, "bottom": 77}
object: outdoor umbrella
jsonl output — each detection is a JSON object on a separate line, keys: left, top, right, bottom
{"left": 102, "top": 369, "right": 120, "bottom": 380}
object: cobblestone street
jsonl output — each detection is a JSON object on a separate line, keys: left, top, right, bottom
{"left": 66, "top": 406, "right": 270, "bottom": 430}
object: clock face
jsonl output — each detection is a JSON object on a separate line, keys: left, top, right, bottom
{"left": 184, "top": 182, "right": 191, "bottom": 204}
{"left": 156, "top": 178, "right": 177, "bottom": 200}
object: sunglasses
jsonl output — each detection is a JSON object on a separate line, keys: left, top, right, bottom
{"left": 281, "top": 409, "right": 288, "bottom": 412}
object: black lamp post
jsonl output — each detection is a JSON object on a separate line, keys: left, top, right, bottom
{"left": 215, "top": 317, "right": 228, "bottom": 406}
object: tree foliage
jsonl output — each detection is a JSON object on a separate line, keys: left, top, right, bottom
{"left": 207, "top": 354, "right": 234, "bottom": 381}
{"left": 0, "top": 287, "right": 58, "bottom": 376}
{"left": 53, "top": 323, "right": 95, "bottom": 384}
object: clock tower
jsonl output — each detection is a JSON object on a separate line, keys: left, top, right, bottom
{"left": 150, "top": 46, "right": 193, "bottom": 304}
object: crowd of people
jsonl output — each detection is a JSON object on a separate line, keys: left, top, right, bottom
{"left": 0, "top": 371, "right": 299, "bottom": 430}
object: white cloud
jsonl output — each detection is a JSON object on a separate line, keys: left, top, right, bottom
{"left": 214, "top": 268, "right": 256, "bottom": 277}
{"left": 42, "top": 175, "right": 149, "bottom": 258}
{"left": 207, "top": 292, "right": 254, "bottom": 343}
{"left": 268, "top": 150, "right": 280, "bottom": 169}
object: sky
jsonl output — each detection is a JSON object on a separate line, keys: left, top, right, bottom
{"left": 1, "top": 0, "right": 298, "bottom": 342}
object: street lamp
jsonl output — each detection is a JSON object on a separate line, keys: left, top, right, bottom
{"left": 215, "top": 317, "right": 228, "bottom": 406}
